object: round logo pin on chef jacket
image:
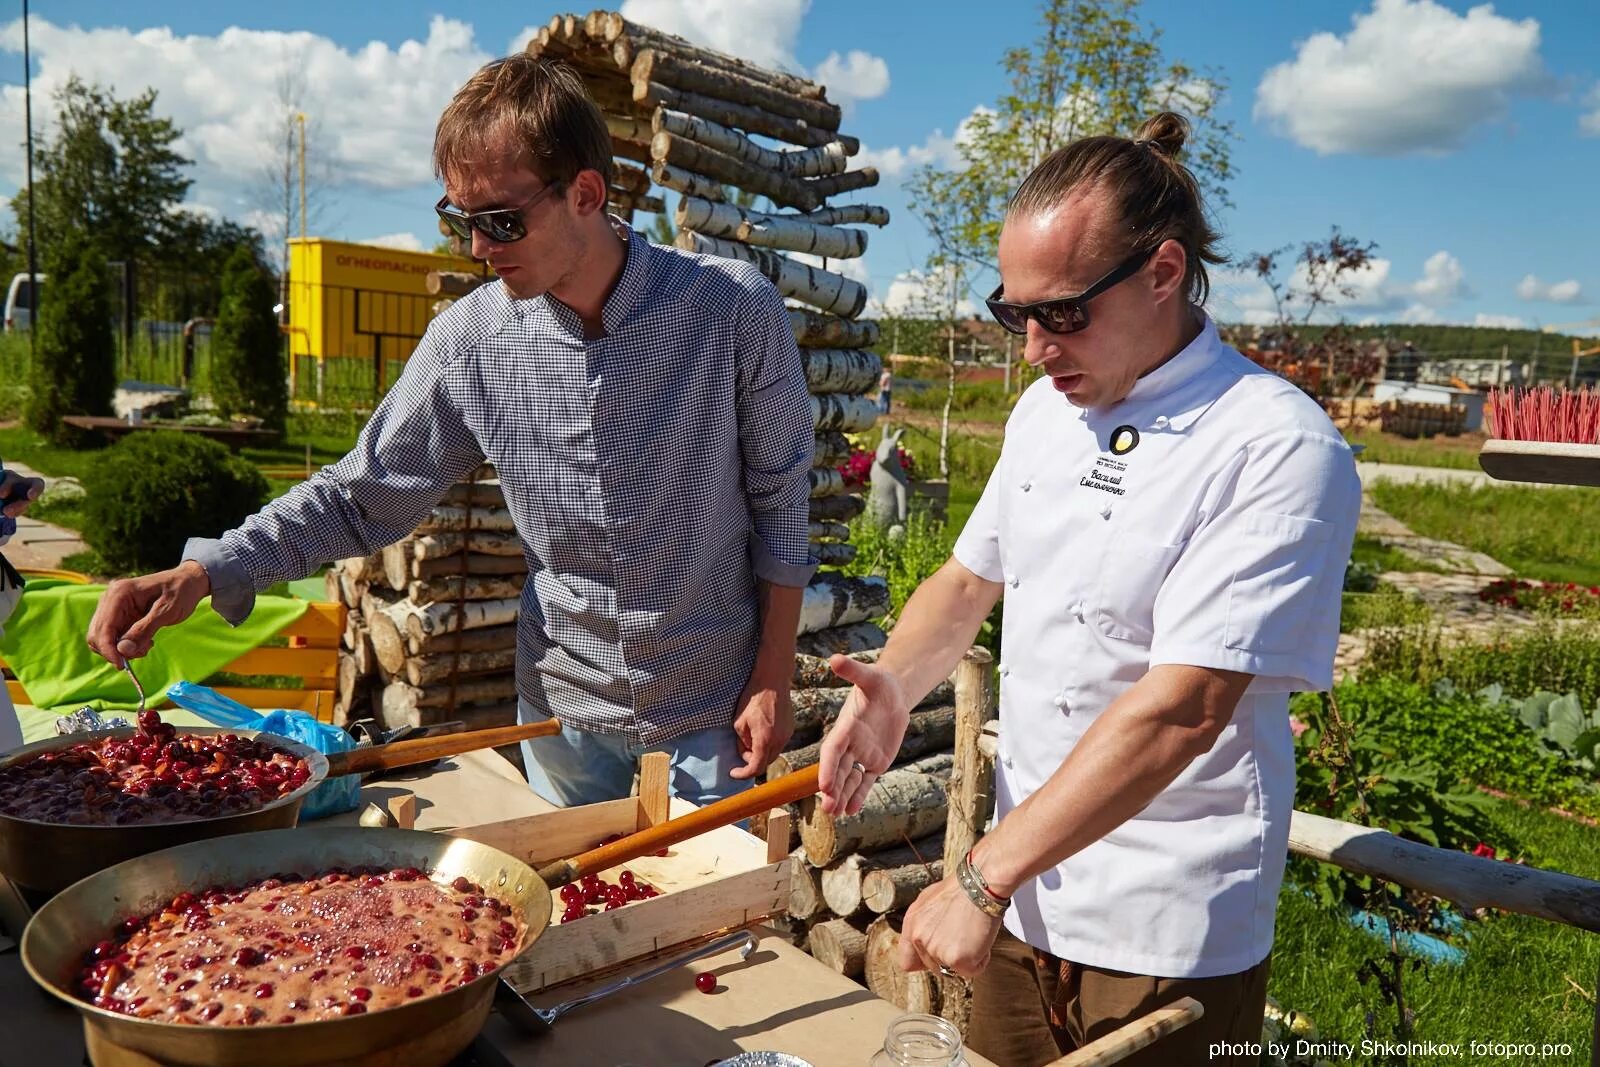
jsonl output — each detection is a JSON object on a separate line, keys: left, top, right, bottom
{"left": 1109, "top": 425, "right": 1140, "bottom": 456}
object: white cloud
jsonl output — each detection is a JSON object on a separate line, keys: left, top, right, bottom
{"left": 873, "top": 266, "right": 979, "bottom": 318}
{"left": 507, "top": 25, "right": 542, "bottom": 57}
{"left": 1254, "top": 0, "right": 1545, "bottom": 155}
{"left": 358, "top": 232, "right": 426, "bottom": 252}
{"left": 1209, "top": 251, "right": 1468, "bottom": 323}
{"left": 1473, "top": 312, "right": 1527, "bottom": 328}
{"left": 858, "top": 103, "right": 991, "bottom": 182}
{"left": 1410, "top": 250, "right": 1467, "bottom": 305}
{"left": 1515, "top": 273, "right": 1584, "bottom": 303}
{"left": 811, "top": 50, "right": 889, "bottom": 112}
{"left": 790, "top": 250, "right": 870, "bottom": 287}
{"left": 0, "top": 16, "right": 492, "bottom": 214}
{"left": 1582, "top": 84, "right": 1600, "bottom": 137}
{"left": 617, "top": 0, "right": 809, "bottom": 73}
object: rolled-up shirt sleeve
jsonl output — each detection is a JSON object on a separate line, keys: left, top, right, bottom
{"left": 184, "top": 326, "right": 485, "bottom": 624}
{"left": 1148, "top": 430, "right": 1360, "bottom": 692}
{"left": 735, "top": 280, "right": 817, "bottom": 588}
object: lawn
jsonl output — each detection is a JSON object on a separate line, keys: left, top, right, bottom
{"left": 1345, "top": 429, "right": 1487, "bottom": 471}
{"left": 1271, "top": 797, "right": 1600, "bottom": 1064}
{"left": 1371, "top": 480, "right": 1600, "bottom": 587}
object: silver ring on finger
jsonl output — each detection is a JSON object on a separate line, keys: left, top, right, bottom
{"left": 851, "top": 760, "right": 867, "bottom": 775}
{"left": 936, "top": 964, "right": 959, "bottom": 978}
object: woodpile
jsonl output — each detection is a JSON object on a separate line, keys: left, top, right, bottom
{"left": 326, "top": 464, "right": 524, "bottom": 735}
{"left": 765, "top": 648, "right": 997, "bottom": 1032}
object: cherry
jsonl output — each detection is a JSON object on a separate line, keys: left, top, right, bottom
{"left": 343, "top": 1003, "right": 367, "bottom": 1016}
{"left": 694, "top": 972, "right": 717, "bottom": 994}
{"left": 406, "top": 986, "right": 424, "bottom": 998}
{"left": 254, "top": 983, "right": 274, "bottom": 999}
{"left": 350, "top": 987, "right": 372, "bottom": 1002}
{"left": 343, "top": 945, "right": 366, "bottom": 960}
{"left": 451, "top": 876, "right": 474, "bottom": 894}
{"left": 199, "top": 1002, "right": 223, "bottom": 1021}
{"left": 618, "top": 870, "right": 636, "bottom": 888}
{"left": 232, "top": 947, "right": 262, "bottom": 967}
{"left": 559, "top": 884, "right": 584, "bottom": 906}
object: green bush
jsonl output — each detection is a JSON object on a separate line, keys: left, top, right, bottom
{"left": 1361, "top": 619, "right": 1600, "bottom": 709}
{"left": 209, "top": 244, "right": 287, "bottom": 431}
{"left": 83, "top": 431, "right": 268, "bottom": 572}
{"left": 26, "top": 229, "right": 115, "bottom": 444}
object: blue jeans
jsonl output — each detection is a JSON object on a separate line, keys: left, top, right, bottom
{"left": 517, "top": 698, "right": 754, "bottom": 808}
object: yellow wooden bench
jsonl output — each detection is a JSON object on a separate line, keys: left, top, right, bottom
{"left": 2, "top": 591, "right": 347, "bottom": 722}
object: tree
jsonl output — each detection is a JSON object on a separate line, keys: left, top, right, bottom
{"left": 210, "top": 245, "right": 288, "bottom": 431}
{"left": 10, "top": 77, "right": 191, "bottom": 269}
{"left": 27, "top": 228, "right": 116, "bottom": 443}
{"left": 906, "top": 0, "right": 1235, "bottom": 296}
{"left": 249, "top": 53, "right": 337, "bottom": 276}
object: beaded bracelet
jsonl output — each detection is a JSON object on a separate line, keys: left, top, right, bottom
{"left": 956, "top": 850, "right": 1009, "bottom": 918}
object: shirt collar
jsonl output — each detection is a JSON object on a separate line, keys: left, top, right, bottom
{"left": 525, "top": 215, "right": 649, "bottom": 339}
{"left": 1077, "top": 309, "right": 1225, "bottom": 435}
{"left": 1122, "top": 309, "right": 1222, "bottom": 406}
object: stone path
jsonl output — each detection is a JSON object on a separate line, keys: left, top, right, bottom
{"left": 0, "top": 460, "right": 90, "bottom": 571}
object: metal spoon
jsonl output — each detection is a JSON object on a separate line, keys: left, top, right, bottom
{"left": 120, "top": 658, "right": 146, "bottom": 715}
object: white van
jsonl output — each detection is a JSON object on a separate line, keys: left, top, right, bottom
{"left": 4, "top": 273, "right": 44, "bottom": 332}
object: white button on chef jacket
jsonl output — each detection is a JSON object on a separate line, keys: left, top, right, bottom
{"left": 951, "top": 312, "right": 1361, "bottom": 979}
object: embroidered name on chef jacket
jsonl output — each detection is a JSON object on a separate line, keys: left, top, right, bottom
{"left": 1079, "top": 424, "right": 1140, "bottom": 496}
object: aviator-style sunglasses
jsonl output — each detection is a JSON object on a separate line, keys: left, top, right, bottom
{"left": 434, "top": 182, "right": 563, "bottom": 245}
{"left": 986, "top": 244, "right": 1157, "bottom": 335}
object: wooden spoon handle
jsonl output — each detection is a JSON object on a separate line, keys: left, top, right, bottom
{"left": 324, "top": 720, "right": 563, "bottom": 778}
{"left": 536, "top": 764, "right": 822, "bottom": 888}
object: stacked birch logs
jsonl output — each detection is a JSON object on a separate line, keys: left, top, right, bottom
{"left": 770, "top": 648, "right": 998, "bottom": 1033}
{"left": 326, "top": 465, "right": 523, "bottom": 733}
{"left": 517, "top": 10, "right": 891, "bottom": 656}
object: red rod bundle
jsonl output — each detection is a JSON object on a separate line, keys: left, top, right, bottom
{"left": 1485, "top": 386, "right": 1600, "bottom": 444}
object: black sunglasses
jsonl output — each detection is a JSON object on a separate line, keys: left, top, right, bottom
{"left": 986, "top": 245, "right": 1158, "bottom": 335}
{"left": 435, "top": 183, "right": 562, "bottom": 245}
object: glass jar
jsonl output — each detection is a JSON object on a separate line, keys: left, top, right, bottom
{"left": 869, "top": 1013, "right": 967, "bottom": 1066}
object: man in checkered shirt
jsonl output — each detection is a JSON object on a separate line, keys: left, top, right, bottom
{"left": 86, "top": 56, "right": 818, "bottom": 807}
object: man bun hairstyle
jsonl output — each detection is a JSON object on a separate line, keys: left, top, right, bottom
{"left": 1007, "top": 111, "right": 1224, "bottom": 304}
{"left": 434, "top": 54, "right": 616, "bottom": 192}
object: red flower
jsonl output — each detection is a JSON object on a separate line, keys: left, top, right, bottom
{"left": 1471, "top": 842, "right": 1496, "bottom": 859}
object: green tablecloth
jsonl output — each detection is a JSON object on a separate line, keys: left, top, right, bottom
{"left": 0, "top": 578, "right": 308, "bottom": 717}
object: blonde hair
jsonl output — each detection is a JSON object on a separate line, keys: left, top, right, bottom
{"left": 434, "top": 54, "right": 615, "bottom": 191}
{"left": 1007, "top": 112, "right": 1224, "bottom": 304}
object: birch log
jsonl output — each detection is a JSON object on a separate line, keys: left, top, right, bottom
{"left": 680, "top": 232, "right": 866, "bottom": 318}
{"left": 807, "top": 168, "right": 880, "bottom": 199}
{"left": 813, "top": 430, "right": 851, "bottom": 468}
{"left": 808, "top": 917, "right": 869, "bottom": 977}
{"left": 810, "top": 393, "right": 880, "bottom": 432}
{"left": 633, "top": 51, "right": 841, "bottom": 132}
{"left": 654, "top": 133, "right": 822, "bottom": 211}
{"left": 808, "top": 467, "right": 845, "bottom": 498}
{"left": 439, "top": 481, "right": 506, "bottom": 510}
{"left": 678, "top": 195, "right": 867, "bottom": 257}
{"left": 793, "top": 649, "right": 882, "bottom": 689}
{"left": 656, "top": 112, "right": 849, "bottom": 179}
{"left": 410, "top": 531, "right": 524, "bottom": 559}
{"left": 944, "top": 647, "right": 999, "bottom": 868}
{"left": 778, "top": 205, "right": 891, "bottom": 229}
{"left": 795, "top": 622, "right": 886, "bottom": 657}
{"left": 813, "top": 542, "right": 857, "bottom": 566}
{"left": 808, "top": 520, "right": 850, "bottom": 543}
{"left": 401, "top": 597, "right": 520, "bottom": 639}
{"left": 799, "top": 574, "right": 890, "bottom": 635}
{"left": 774, "top": 700, "right": 956, "bottom": 774}
{"left": 599, "top": 16, "right": 826, "bottom": 101}
{"left": 403, "top": 646, "right": 518, "bottom": 687}
{"left": 648, "top": 161, "right": 726, "bottom": 202}
{"left": 406, "top": 622, "right": 518, "bottom": 658}
{"left": 799, "top": 755, "right": 953, "bottom": 866}
{"left": 380, "top": 676, "right": 521, "bottom": 724}
{"left": 407, "top": 574, "right": 526, "bottom": 606}
{"left": 862, "top": 839, "right": 948, "bottom": 915}
{"left": 367, "top": 604, "right": 410, "bottom": 675}
{"left": 426, "top": 271, "right": 487, "bottom": 297}
{"left": 640, "top": 83, "right": 844, "bottom": 150}
{"left": 416, "top": 506, "right": 517, "bottom": 533}
{"left": 412, "top": 553, "right": 526, "bottom": 581}
{"left": 808, "top": 494, "right": 864, "bottom": 523}
{"left": 788, "top": 848, "right": 826, "bottom": 921}
{"left": 826, "top": 836, "right": 944, "bottom": 918}
{"left": 789, "top": 308, "right": 881, "bottom": 349}
{"left": 801, "top": 348, "right": 882, "bottom": 395}
{"left": 865, "top": 917, "right": 940, "bottom": 1015}
{"left": 604, "top": 113, "right": 651, "bottom": 143}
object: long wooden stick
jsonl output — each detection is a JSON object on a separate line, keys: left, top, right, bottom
{"left": 1048, "top": 997, "right": 1204, "bottom": 1066}
{"left": 324, "top": 720, "right": 561, "bottom": 778}
{"left": 537, "top": 765, "right": 822, "bottom": 888}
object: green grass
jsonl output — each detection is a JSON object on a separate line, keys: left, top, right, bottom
{"left": 1371, "top": 480, "right": 1600, "bottom": 587}
{"left": 1270, "top": 798, "right": 1600, "bottom": 1063}
{"left": 1362, "top": 621, "right": 1600, "bottom": 712}
{"left": 1345, "top": 429, "right": 1486, "bottom": 471}
{"left": 1341, "top": 585, "right": 1435, "bottom": 632}
{"left": 1350, "top": 534, "right": 1447, "bottom": 575}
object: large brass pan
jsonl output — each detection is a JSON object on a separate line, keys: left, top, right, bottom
{"left": 0, "top": 720, "right": 560, "bottom": 894}
{"left": 21, "top": 826, "right": 552, "bottom": 1067}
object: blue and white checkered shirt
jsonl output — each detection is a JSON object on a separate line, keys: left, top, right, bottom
{"left": 184, "top": 223, "right": 818, "bottom": 745}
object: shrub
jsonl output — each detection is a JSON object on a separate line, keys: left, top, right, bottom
{"left": 209, "top": 244, "right": 287, "bottom": 431}
{"left": 26, "top": 230, "right": 115, "bottom": 444}
{"left": 1361, "top": 619, "right": 1600, "bottom": 709}
{"left": 82, "top": 431, "right": 269, "bottom": 573}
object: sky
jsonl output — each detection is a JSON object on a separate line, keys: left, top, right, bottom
{"left": 1, "top": 0, "right": 1597, "bottom": 334}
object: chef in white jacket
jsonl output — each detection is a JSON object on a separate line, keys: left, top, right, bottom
{"left": 815, "top": 112, "right": 1362, "bottom": 1066}
{"left": 0, "top": 464, "right": 44, "bottom": 751}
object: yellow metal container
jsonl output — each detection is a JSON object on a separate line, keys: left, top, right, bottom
{"left": 285, "top": 238, "right": 486, "bottom": 402}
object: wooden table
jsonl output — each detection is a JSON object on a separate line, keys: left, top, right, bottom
{"left": 0, "top": 750, "right": 998, "bottom": 1066}
{"left": 58, "top": 416, "right": 282, "bottom": 452}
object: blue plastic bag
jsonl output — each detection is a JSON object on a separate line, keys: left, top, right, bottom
{"left": 166, "top": 681, "right": 361, "bottom": 820}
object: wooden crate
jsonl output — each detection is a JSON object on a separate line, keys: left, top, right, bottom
{"left": 451, "top": 755, "right": 791, "bottom": 994}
